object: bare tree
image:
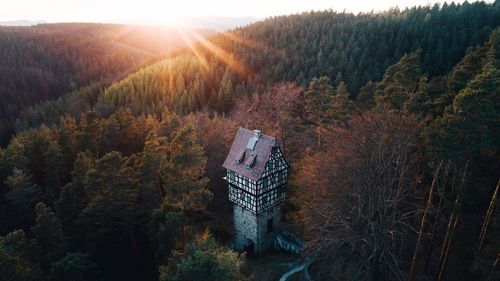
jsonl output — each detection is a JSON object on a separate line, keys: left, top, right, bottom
{"left": 408, "top": 160, "right": 443, "bottom": 281}
{"left": 424, "top": 162, "right": 449, "bottom": 273}
{"left": 297, "top": 110, "right": 423, "bottom": 281}
{"left": 436, "top": 162, "right": 468, "bottom": 281}
{"left": 232, "top": 82, "right": 308, "bottom": 158}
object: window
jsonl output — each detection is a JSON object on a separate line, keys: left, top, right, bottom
{"left": 267, "top": 219, "right": 273, "bottom": 234}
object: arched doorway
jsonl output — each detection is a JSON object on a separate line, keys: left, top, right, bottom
{"left": 243, "top": 239, "right": 255, "bottom": 256}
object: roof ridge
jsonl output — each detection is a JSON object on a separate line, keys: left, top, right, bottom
{"left": 223, "top": 127, "right": 279, "bottom": 181}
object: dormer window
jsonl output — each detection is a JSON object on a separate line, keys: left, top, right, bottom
{"left": 245, "top": 154, "right": 257, "bottom": 169}
{"left": 236, "top": 150, "right": 246, "bottom": 164}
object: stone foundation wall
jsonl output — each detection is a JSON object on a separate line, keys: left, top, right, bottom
{"left": 233, "top": 204, "right": 281, "bottom": 254}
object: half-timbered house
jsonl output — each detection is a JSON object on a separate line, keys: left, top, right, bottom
{"left": 223, "top": 128, "right": 290, "bottom": 254}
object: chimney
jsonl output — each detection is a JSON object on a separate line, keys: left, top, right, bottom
{"left": 246, "top": 129, "right": 261, "bottom": 150}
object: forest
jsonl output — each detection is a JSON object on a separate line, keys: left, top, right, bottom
{"left": 0, "top": 23, "right": 215, "bottom": 145}
{"left": 0, "top": 1, "right": 499, "bottom": 281}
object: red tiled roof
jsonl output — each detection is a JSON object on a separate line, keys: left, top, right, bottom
{"left": 223, "top": 127, "right": 279, "bottom": 181}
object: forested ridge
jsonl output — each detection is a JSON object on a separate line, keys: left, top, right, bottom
{"left": 93, "top": 1, "right": 499, "bottom": 114}
{"left": 1, "top": 1, "right": 500, "bottom": 281}
{"left": 0, "top": 23, "right": 215, "bottom": 145}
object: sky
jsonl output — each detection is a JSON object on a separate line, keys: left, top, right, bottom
{"left": 0, "top": 0, "right": 491, "bottom": 26}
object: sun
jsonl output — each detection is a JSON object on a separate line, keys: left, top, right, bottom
{"left": 140, "top": 6, "right": 184, "bottom": 27}
{"left": 156, "top": 15, "right": 183, "bottom": 27}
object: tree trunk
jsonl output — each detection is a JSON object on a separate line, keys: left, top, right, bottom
{"left": 436, "top": 211, "right": 459, "bottom": 281}
{"left": 130, "top": 229, "right": 142, "bottom": 264}
{"left": 436, "top": 162, "right": 468, "bottom": 281}
{"left": 486, "top": 253, "right": 499, "bottom": 281}
{"left": 371, "top": 248, "right": 383, "bottom": 281}
{"left": 477, "top": 179, "right": 499, "bottom": 252}
{"left": 408, "top": 160, "right": 443, "bottom": 281}
{"left": 425, "top": 163, "right": 449, "bottom": 272}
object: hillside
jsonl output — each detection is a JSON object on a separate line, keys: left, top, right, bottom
{"left": 93, "top": 1, "right": 499, "bottom": 116}
{"left": 15, "top": 2, "right": 500, "bottom": 131}
{"left": 0, "top": 23, "right": 215, "bottom": 144}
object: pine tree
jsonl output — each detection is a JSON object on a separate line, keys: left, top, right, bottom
{"left": 79, "top": 152, "right": 137, "bottom": 242}
{"left": 404, "top": 77, "right": 433, "bottom": 116}
{"left": 159, "top": 109, "right": 181, "bottom": 142}
{"left": 42, "top": 141, "right": 62, "bottom": 204}
{"left": 304, "top": 76, "right": 335, "bottom": 126}
{"left": 430, "top": 61, "right": 499, "bottom": 161}
{"left": 55, "top": 182, "right": 86, "bottom": 242}
{"left": 4, "top": 168, "right": 41, "bottom": 216}
{"left": 77, "top": 111, "right": 101, "bottom": 155}
{"left": 138, "top": 131, "right": 163, "bottom": 214}
{"left": 54, "top": 151, "right": 93, "bottom": 240}
{"left": 216, "top": 68, "right": 234, "bottom": 112}
{"left": 152, "top": 203, "right": 185, "bottom": 263}
{"left": 356, "top": 81, "right": 377, "bottom": 110}
{"left": 159, "top": 235, "right": 248, "bottom": 281}
{"left": 0, "top": 245, "right": 43, "bottom": 281}
{"left": 375, "top": 50, "right": 424, "bottom": 110}
{"left": 331, "top": 81, "right": 354, "bottom": 122}
{"left": 31, "top": 202, "right": 66, "bottom": 271}
{"left": 0, "top": 138, "right": 29, "bottom": 190}
{"left": 51, "top": 252, "right": 100, "bottom": 281}
{"left": 161, "top": 124, "right": 211, "bottom": 211}
{"left": 304, "top": 76, "right": 335, "bottom": 147}
{"left": 56, "top": 116, "right": 78, "bottom": 183}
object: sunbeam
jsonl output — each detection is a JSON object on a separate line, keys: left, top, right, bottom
{"left": 175, "top": 28, "right": 210, "bottom": 70}
{"left": 219, "top": 32, "right": 288, "bottom": 60}
{"left": 189, "top": 30, "right": 249, "bottom": 77}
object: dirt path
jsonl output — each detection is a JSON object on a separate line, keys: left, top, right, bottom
{"left": 279, "top": 257, "right": 313, "bottom": 281}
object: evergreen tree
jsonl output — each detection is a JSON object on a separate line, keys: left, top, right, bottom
{"left": 430, "top": 61, "right": 499, "bottom": 161}
{"left": 55, "top": 182, "right": 86, "bottom": 243}
{"left": 138, "top": 131, "right": 163, "bottom": 215}
{"left": 80, "top": 151, "right": 137, "bottom": 241}
{"left": 403, "top": 77, "right": 433, "bottom": 116}
{"left": 375, "top": 50, "right": 424, "bottom": 111}
{"left": 77, "top": 111, "right": 101, "bottom": 155}
{"left": 152, "top": 203, "right": 185, "bottom": 263}
{"left": 159, "top": 236, "right": 247, "bottom": 281}
{"left": 55, "top": 116, "right": 78, "bottom": 184}
{"left": 0, "top": 139, "right": 29, "bottom": 193}
{"left": 51, "top": 252, "right": 100, "bottom": 281}
{"left": 304, "top": 76, "right": 335, "bottom": 126}
{"left": 42, "top": 141, "right": 62, "bottom": 203}
{"left": 216, "top": 68, "right": 234, "bottom": 112}
{"left": 4, "top": 169, "right": 42, "bottom": 217}
{"left": 331, "top": 81, "right": 354, "bottom": 122}
{"left": 31, "top": 203, "right": 66, "bottom": 271}
{"left": 161, "top": 124, "right": 211, "bottom": 212}
{"left": 356, "top": 81, "right": 377, "bottom": 110}
{"left": 0, "top": 230, "right": 42, "bottom": 281}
